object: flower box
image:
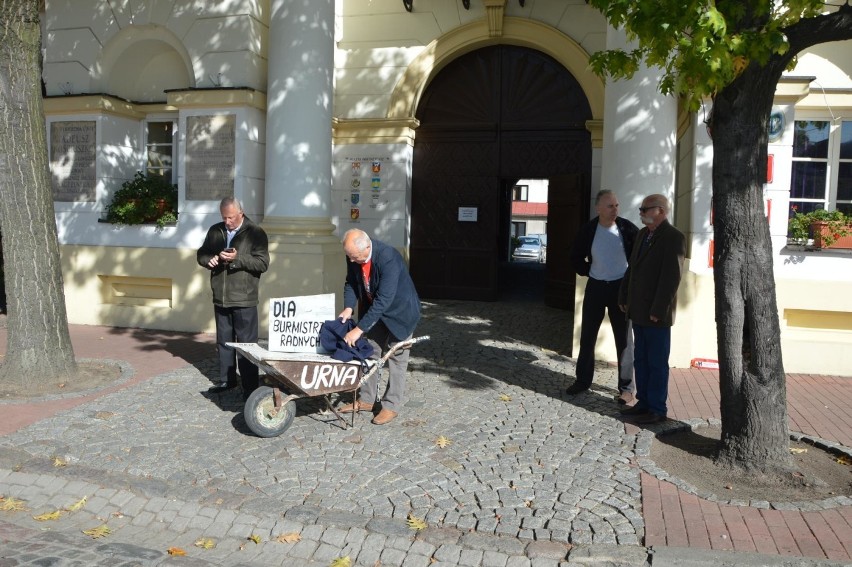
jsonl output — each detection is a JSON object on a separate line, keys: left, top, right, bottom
{"left": 811, "top": 221, "right": 852, "bottom": 249}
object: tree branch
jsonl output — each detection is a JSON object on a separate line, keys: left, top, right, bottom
{"left": 784, "top": 3, "right": 852, "bottom": 55}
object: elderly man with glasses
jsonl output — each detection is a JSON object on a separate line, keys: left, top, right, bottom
{"left": 618, "top": 194, "right": 686, "bottom": 424}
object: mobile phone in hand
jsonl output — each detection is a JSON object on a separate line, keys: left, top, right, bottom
{"left": 224, "top": 248, "right": 235, "bottom": 253}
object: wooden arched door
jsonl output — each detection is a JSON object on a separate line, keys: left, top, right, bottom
{"left": 410, "top": 45, "right": 592, "bottom": 306}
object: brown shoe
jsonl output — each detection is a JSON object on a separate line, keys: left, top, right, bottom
{"left": 616, "top": 391, "right": 635, "bottom": 405}
{"left": 338, "top": 400, "right": 373, "bottom": 414}
{"left": 371, "top": 408, "right": 398, "bottom": 425}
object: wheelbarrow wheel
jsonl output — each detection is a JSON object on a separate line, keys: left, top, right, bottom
{"left": 244, "top": 386, "right": 296, "bottom": 438}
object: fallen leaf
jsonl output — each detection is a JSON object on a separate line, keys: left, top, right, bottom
{"left": 836, "top": 455, "right": 852, "bottom": 465}
{"left": 194, "top": 538, "right": 216, "bottom": 549}
{"left": 435, "top": 435, "right": 452, "bottom": 448}
{"left": 0, "top": 497, "right": 28, "bottom": 512}
{"left": 329, "top": 557, "right": 352, "bottom": 567}
{"left": 66, "top": 497, "right": 87, "bottom": 512}
{"left": 53, "top": 457, "right": 68, "bottom": 467}
{"left": 499, "top": 393, "right": 512, "bottom": 402}
{"left": 167, "top": 547, "right": 186, "bottom": 556}
{"left": 82, "top": 525, "right": 111, "bottom": 539}
{"left": 248, "top": 534, "right": 262, "bottom": 544}
{"left": 724, "top": 485, "right": 733, "bottom": 490}
{"left": 33, "top": 510, "right": 64, "bottom": 521}
{"left": 275, "top": 532, "right": 302, "bottom": 543}
{"left": 407, "top": 513, "right": 427, "bottom": 531}
{"left": 790, "top": 447, "right": 807, "bottom": 454}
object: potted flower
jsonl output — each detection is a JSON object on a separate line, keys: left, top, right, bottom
{"left": 105, "top": 172, "right": 178, "bottom": 228}
{"left": 788, "top": 207, "right": 851, "bottom": 248}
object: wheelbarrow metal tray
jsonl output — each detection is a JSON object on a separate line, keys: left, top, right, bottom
{"left": 227, "top": 342, "right": 363, "bottom": 397}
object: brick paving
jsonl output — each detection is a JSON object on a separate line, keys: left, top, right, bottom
{"left": 639, "top": 367, "right": 852, "bottom": 562}
{"left": 0, "top": 295, "right": 850, "bottom": 566}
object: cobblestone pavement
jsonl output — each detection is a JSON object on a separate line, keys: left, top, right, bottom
{"left": 0, "top": 296, "right": 848, "bottom": 566}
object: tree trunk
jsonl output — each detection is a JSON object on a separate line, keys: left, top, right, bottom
{"left": 0, "top": 1, "right": 76, "bottom": 386}
{"left": 710, "top": 63, "right": 791, "bottom": 473}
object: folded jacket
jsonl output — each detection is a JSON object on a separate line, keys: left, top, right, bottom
{"left": 319, "top": 318, "right": 374, "bottom": 364}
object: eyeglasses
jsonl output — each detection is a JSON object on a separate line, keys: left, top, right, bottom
{"left": 639, "top": 206, "right": 662, "bottom": 213}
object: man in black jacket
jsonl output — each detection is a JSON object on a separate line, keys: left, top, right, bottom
{"left": 197, "top": 197, "right": 269, "bottom": 400}
{"left": 567, "top": 190, "right": 639, "bottom": 403}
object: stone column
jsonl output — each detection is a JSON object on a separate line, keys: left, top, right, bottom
{"left": 261, "top": 0, "right": 345, "bottom": 318}
{"left": 599, "top": 26, "right": 677, "bottom": 219}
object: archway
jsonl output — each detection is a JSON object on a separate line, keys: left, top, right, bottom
{"left": 409, "top": 44, "right": 592, "bottom": 307}
{"left": 93, "top": 26, "right": 194, "bottom": 103}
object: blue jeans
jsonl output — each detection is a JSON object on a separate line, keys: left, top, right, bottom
{"left": 632, "top": 324, "right": 671, "bottom": 416}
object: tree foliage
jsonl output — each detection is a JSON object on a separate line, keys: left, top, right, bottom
{"left": 588, "top": 0, "right": 850, "bottom": 111}
{"left": 587, "top": 0, "right": 852, "bottom": 474}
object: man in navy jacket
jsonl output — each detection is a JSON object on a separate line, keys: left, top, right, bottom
{"left": 337, "top": 229, "right": 421, "bottom": 425}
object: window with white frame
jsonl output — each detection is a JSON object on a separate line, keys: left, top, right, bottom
{"left": 512, "top": 184, "right": 529, "bottom": 202}
{"left": 788, "top": 118, "right": 852, "bottom": 217}
{"left": 146, "top": 120, "right": 176, "bottom": 182}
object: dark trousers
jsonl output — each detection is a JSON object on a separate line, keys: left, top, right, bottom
{"left": 575, "top": 277, "right": 634, "bottom": 393}
{"left": 214, "top": 305, "right": 259, "bottom": 398}
{"left": 632, "top": 324, "right": 671, "bottom": 416}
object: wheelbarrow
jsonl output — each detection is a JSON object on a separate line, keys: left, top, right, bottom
{"left": 227, "top": 336, "right": 429, "bottom": 437}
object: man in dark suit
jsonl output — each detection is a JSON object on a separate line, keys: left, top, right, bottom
{"left": 337, "top": 229, "right": 421, "bottom": 425}
{"left": 618, "top": 194, "right": 685, "bottom": 424}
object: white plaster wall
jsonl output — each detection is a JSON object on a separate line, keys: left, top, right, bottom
{"left": 787, "top": 40, "right": 852, "bottom": 88}
{"left": 599, "top": 28, "right": 677, "bottom": 217}
{"left": 43, "top": 0, "right": 268, "bottom": 97}
{"left": 682, "top": 110, "right": 715, "bottom": 277}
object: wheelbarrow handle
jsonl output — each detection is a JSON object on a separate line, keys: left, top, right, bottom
{"left": 358, "top": 335, "right": 429, "bottom": 386}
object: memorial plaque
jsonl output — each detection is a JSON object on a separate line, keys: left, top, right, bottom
{"left": 50, "top": 121, "right": 96, "bottom": 202}
{"left": 186, "top": 114, "right": 236, "bottom": 201}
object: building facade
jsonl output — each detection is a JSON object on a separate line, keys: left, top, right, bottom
{"left": 41, "top": 0, "right": 852, "bottom": 374}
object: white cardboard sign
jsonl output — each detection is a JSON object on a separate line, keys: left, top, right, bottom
{"left": 268, "top": 293, "right": 335, "bottom": 353}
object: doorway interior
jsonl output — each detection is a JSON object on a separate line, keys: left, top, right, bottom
{"left": 409, "top": 44, "right": 593, "bottom": 308}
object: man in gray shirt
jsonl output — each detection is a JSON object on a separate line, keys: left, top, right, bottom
{"left": 567, "top": 190, "right": 639, "bottom": 403}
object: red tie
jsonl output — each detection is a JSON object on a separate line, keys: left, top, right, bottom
{"left": 361, "top": 260, "right": 372, "bottom": 302}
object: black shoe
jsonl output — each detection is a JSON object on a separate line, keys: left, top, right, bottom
{"left": 565, "top": 383, "right": 590, "bottom": 395}
{"left": 619, "top": 404, "right": 649, "bottom": 415}
{"left": 633, "top": 412, "right": 668, "bottom": 424}
{"left": 207, "top": 382, "right": 237, "bottom": 394}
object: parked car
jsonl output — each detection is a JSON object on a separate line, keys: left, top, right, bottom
{"left": 512, "top": 235, "right": 547, "bottom": 263}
